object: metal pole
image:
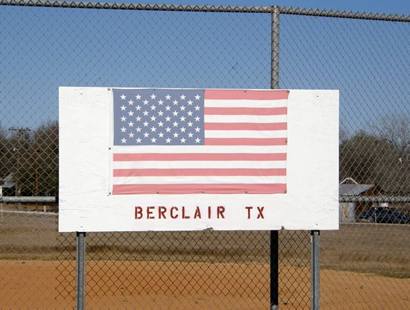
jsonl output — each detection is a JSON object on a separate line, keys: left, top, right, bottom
{"left": 76, "top": 232, "right": 86, "bottom": 310}
{"left": 270, "top": 6, "right": 280, "bottom": 310}
{"left": 311, "top": 230, "right": 320, "bottom": 310}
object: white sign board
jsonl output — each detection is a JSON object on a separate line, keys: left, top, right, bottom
{"left": 59, "top": 87, "right": 339, "bottom": 232}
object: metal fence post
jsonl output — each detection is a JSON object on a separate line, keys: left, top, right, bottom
{"left": 311, "top": 230, "right": 320, "bottom": 310}
{"left": 76, "top": 232, "right": 86, "bottom": 310}
{"left": 270, "top": 6, "right": 280, "bottom": 310}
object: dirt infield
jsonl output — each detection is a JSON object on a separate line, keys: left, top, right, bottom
{"left": 1, "top": 260, "right": 409, "bottom": 309}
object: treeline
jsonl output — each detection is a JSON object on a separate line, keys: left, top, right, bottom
{"left": 0, "top": 116, "right": 409, "bottom": 197}
{"left": 0, "top": 121, "right": 58, "bottom": 196}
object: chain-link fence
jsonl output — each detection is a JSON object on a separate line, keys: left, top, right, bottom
{"left": 0, "top": 1, "right": 409, "bottom": 309}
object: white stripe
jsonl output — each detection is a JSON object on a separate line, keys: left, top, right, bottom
{"left": 205, "top": 99, "right": 288, "bottom": 108}
{"left": 205, "top": 115, "right": 287, "bottom": 123}
{"left": 113, "top": 161, "right": 287, "bottom": 169}
{"left": 112, "top": 145, "right": 287, "bottom": 153}
{"left": 205, "top": 130, "right": 287, "bottom": 138}
{"left": 113, "top": 176, "right": 287, "bottom": 184}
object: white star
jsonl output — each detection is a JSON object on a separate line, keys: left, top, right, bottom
{"left": 180, "top": 127, "right": 186, "bottom": 132}
{"left": 187, "top": 100, "right": 193, "bottom": 105}
{"left": 136, "top": 116, "right": 141, "bottom": 121}
{"left": 128, "top": 100, "right": 134, "bottom": 105}
{"left": 158, "top": 132, "right": 164, "bottom": 138}
{"left": 173, "top": 122, "right": 179, "bottom": 127}
{"left": 173, "top": 132, "right": 179, "bottom": 138}
{"left": 121, "top": 138, "right": 127, "bottom": 143}
{"left": 180, "top": 94, "right": 186, "bottom": 100}
{"left": 121, "top": 127, "right": 126, "bottom": 132}
{"left": 143, "top": 100, "right": 149, "bottom": 105}
{"left": 165, "top": 127, "right": 171, "bottom": 132}
{"left": 120, "top": 105, "right": 126, "bottom": 111}
{"left": 143, "top": 111, "right": 149, "bottom": 116}
{"left": 128, "top": 121, "right": 134, "bottom": 127}
{"left": 143, "top": 132, "right": 149, "bottom": 138}
{"left": 136, "top": 105, "right": 141, "bottom": 111}
{"left": 128, "top": 111, "right": 134, "bottom": 116}
{"left": 136, "top": 127, "right": 142, "bottom": 132}
{"left": 120, "top": 94, "right": 126, "bottom": 100}
{"left": 150, "top": 116, "right": 156, "bottom": 121}
{"left": 121, "top": 116, "right": 126, "bottom": 122}
{"left": 180, "top": 116, "right": 186, "bottom": 122}
{"left": 158, "top": 111, "right": 164, "bottom": 116}
{"left": 166, "top": 138, "right": 171, "bottom": 143}
{"left": 151, "top": 126, "right": 157, "bottom": 132}
{"left": 136, "top": 94, "right": 141, "bottom": 100}
{"left": 188, "top": 133, "right": 193, "bottom": 138}
{"left": 150, "top": 94, "right": 156, "bottom": 99}
{"left": 158, "top": 121, "right": 164, "bottom": 127}
{"left": 195, "top": 116, "right": 200, "bottom": 122}
{"left": 165, "top": 116, "right": 171, "bottom": 122}
{"left": 129, "top": 132, "right": 134, "bottom": 138}
{"left": 143, "top": 121, "right": 149, "bottom": 127}
{"left": 195, "top": 127, "right": 200, "bottom": 132}
{"left": 173, "top": 111, "right": 178, "bottom": 116}
{"left": 165, "top": 105, "right": 171, "bottom": 111}
{"left": 151, "top": 105, "right": 156, "bottom": 111}
{"left": 180, "top": 138, "right": 186, "bottom": 143}
{"left": 158, "top": 100, "right": 164, "bottom": 105}
{"left": 173, "top": 100, "right": 178, "bottom": 105}
{"left": 180, "top": 106, "right": 186, "bottom": 111}
{"left": 195, "top": 105, "right": 200, "bottom": 111}
{"left": 165, "top": 94, "right": 171, "bottom": 100}
{"left": 195, "top": 94, "right": 200, "bottom": 100}
{"left": 195, "top": 138, "right": 201, "bottom": 143}
{"left": 188, "top": 122, "right": 193, "bottom": 127}
{"left": 151, "top": 137, "right": 157, "bottom": 143}
{"left": 187, "top": 111, "right": 193, "bottom": 116}
{"left": 136, "top": 138, "right": 142, "bottom": 143}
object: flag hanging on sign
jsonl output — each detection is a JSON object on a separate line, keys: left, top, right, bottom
{"left": 111, "top": 88, "right": 289, "bottom": 195}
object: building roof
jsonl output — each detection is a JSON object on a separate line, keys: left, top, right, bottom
{"left": 0, "top": 174, "right": 15, "bottom": 189}
{"left": 339, "top": 184, "right": 374, "bottom": 196}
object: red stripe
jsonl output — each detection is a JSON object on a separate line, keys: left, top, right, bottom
{"left": 114, "top": 168, "right": 286, "bottom": 177}
{"left": 112, "top": 184, "right": 287, "bottom": 195}
{"left": 205, "top": 122, "right": 287, "bottom": 130}
{"left": 204, "top": 107, "right": 287, "bottom": 115}
{"left": 205, "top": 138, "right": 287, "bottom": 145}
{"left": 204, "top": 89, "right": 289, "bottom": 100}
{"left": 114, "top": 153, "right": 287, "bottom": 161}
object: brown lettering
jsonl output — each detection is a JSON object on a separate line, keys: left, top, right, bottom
{"left": 158, "top": 206, "right": 167, "bottom": 219}
{"left": 245, "top": 206, "right": 253, "bottom": 219}
{"left": 257, "top": 206, "right": 264, "bottom": 219}
{"left": 194, "top": 207, "right": 201, "bottom": 219}
{"left": 146, "top": 206, "right": 155, "bottom": 219}
{"left": 135, "top": 206, "right": 143, "bottom": 219}
{"left": 170, "top": 206, "right": 178, "bottom": 219}
{"left": 217, "top": 206, "right": 225, "bottom": 219}
{"left": 182, "top": 207, "right": 190, "bottom": 219}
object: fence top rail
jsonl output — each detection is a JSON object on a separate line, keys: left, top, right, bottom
{"left": 0, "top": 0, "right": 409, "bottom": 23}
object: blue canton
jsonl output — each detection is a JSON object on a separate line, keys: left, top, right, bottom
{"left": 113, "top": 89, "right": 205, "bottom": 145}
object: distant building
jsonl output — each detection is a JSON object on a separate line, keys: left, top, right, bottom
{"left": 0, "top": 174, "right": 15, "bottom": 197}
{"left": 339, "top": 177, "right": 383, "bottom": 223}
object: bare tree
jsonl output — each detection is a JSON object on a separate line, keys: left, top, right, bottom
{"left": 374, "top": 115, "right": 410, "bottom": 156}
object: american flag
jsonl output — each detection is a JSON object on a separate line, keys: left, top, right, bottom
{"left": 111, "top": 88, "right": 288, "bottom": 195}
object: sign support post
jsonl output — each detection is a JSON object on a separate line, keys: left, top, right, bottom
{"left": 270, "top": 5, "right": 280, "bottom": 310}
{"left": 76, "top": 232, "right": 86, "bottom": 310}
{"left": 311, "top": 230, "right": 320, "bottom": 310}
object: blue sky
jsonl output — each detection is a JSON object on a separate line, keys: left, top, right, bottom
{"left": 0, "top": 0, "right": 409, "bottom": 135}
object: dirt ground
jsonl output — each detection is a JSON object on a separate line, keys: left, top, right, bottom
{"left": 1, "top": 260, "right": 409, "bottom": 309}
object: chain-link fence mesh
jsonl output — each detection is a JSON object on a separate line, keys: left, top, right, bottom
{"left": 0, "top": 2, "right": 409, "bottom": 309}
